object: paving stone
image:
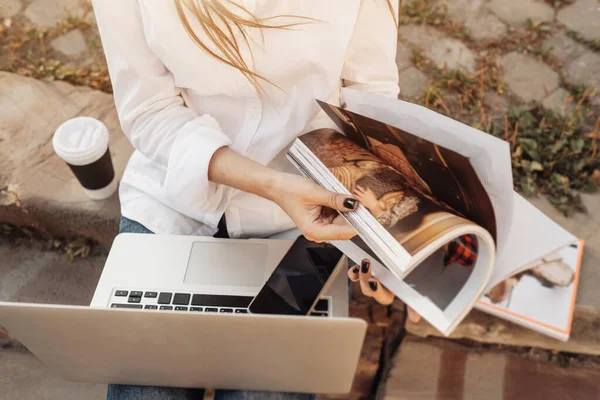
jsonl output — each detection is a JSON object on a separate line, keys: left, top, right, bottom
{"left": 0, "top": 347, "right": 107, "bottom": 400}
{"left": 557, "top": 0, "right": 600, "bottom": 42}
{"left": 440, "top": 0, "right": 485, "bottom": 23}
{"left": 24, "top": 0, "right": 87, "bottom": 28}
{"left": 500, "top": 52, "right": 560, "bottom": 102}
{"left": 565, "top": 51, "right": 600, "bottom": 98}
{"left": 0, "top": 0, "right": 22, "bottom": 18}
{"left": 400, "top": 25, "right": 476, "bottom": 72}
{"left": 483, "top": 90, "right": 511, "bottom": 119}
{"left": 483, "top": 91, "right": 512, "bottom": 122}
{"left": 399, "top": 67, "right": 429, "bottom": 98}
{"left": 544, "top": 31, "right": 588, "bottom": 65}
{"left": 406, "top": 194, "right": 600, "bottom": 356}
{"left": 379, "top": 337, "right": 600, "bottom": 399}
{"left": 467, "top": 13, "right": 508, "bottom": 40}
{"left": 50, "top": 29, "right": 87, "bottom": 57}
{"left": 0, "top": 237, "right": 107, "bottom": 348}
{"left": 0, "top": 243, "right": 106, "bottom": 306}
{"left": 489, "top": 0, "right": 555, "bottom": 26}
{"left": 0, "top": 72, "right": 132, "bottom": 245}
{"left": 396, "top": 41, "right": 412, "bottom": 72}
{"left": 0, "top": 233, "right": 105, "bottom": 297}
{"left": 543, "top": 88, "right": 574, "bottom": 115}
{"left": 440, "top": 0, "right": 507, "bottom": 40}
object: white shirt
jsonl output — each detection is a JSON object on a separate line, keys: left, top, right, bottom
{"left": 92, "top": 0, "right": 400, "bottom": 238}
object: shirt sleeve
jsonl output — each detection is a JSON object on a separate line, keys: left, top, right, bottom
{"left": 341, "top": 0, "right": 400, "bottom": 98}
{"left": 92, "top": 0, "right": 232, "bottom": 219}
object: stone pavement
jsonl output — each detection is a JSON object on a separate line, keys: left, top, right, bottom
{"left": 397, "top": 0, "right": 600, "bottom": 111}
{"left": 379, "top": 336, "right": 600, "bottom": 400}
{"left": 1, "top": 346, "right": 106, "bottom": 400}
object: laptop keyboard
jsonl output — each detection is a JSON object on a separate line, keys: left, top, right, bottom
{"left": 109, "top": 290, "right": 330, "bottom": 317}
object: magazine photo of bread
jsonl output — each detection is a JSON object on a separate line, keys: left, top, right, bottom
{"left": 319, "top": 101, "right": 497, "bottom": 241}
{"left": 300, "top": 129, "right": 469, "bottom": 256}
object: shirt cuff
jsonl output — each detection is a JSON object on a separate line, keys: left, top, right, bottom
{"left": 163, "top": 114, "right": 232, "bottom": 223}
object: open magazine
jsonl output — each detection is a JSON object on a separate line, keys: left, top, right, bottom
{"left": 288, "top": 88, "right": 582, "bottom": 340}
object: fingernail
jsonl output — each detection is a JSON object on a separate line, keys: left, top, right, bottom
{"left": 343, "top": 198, "right": 358, "bottom": 210}
{"left": 368, "top": 280, "right": 378, "bottom": 291}
{"left": 352, "top": 266, "right": 359, "bottom": 274}
{"left": 361, "top": 260, "right": 370, "bottom": 274}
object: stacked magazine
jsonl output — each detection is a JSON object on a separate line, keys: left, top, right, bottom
{"left": 288, "top": 88, "right": 583, "bottom": 341}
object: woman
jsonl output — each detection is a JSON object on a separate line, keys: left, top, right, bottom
{"left": 92, "top": 0, "right": 400, "bottom": 398}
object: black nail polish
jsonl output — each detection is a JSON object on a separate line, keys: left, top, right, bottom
{"left": 361, "top": 260, "right": 370, "bottom": 274}
{"left": 369, "top": 280, "right": 378, "bottom": 291}
{"left": 344, "top": 198, "right": 357, "bottom": 210}
{"left": 352, "top": 266, "right": 359, "bottom": 274}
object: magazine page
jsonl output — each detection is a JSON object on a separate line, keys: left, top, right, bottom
{"left": 485, "top": 192, "right": 578, "bottom": 290}
{"left": 333, "top": 233, "right": 495, "bottom": 336}
{"left": 297, "top": 129, "right": 493, "bottom": 260}
{"left": 476, "top": 240, "right": 583, "bottom": 341}
{"left": 339, "top": 88, "right": 513, "bottom": 252}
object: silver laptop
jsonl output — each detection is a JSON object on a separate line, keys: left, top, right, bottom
{"left": 0, "top": 232, "right": 367, "bottom": 394}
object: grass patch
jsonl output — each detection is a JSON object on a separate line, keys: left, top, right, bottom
{"left": 410, "top": 46, "right": 429, "bottom": 70}
{"left": 544, "top": 0, "right": 577, "bottom": 9}
{"left": 566, "top": 30, "right": 600, "bottom": 52}
{"left": 399, "top": 0, "right": 473, "bottom": 41}
{"left": 499, "top": 108, "right": 600, "bottom": 214}
{"left": 480, "top": 18, "right": 555, "bottom": 58}
{"left": 0, "top": 13, "right": 112, "bottom": 92}
{"left": 416, "top": 54, "right": 504, "bottom": 129}
{"left": 1, "top": 223, "right": 96, "bottom": 262}
{"left": 400, "top": 0, "right": 448, "bottom": 26}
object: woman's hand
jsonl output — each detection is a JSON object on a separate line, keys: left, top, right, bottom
{"left": 348, "top": 259, "right": 422, "bottom": 323}
{"left": 208, "top": 147, "right": 358, "bottom": 242}
{"left": 270, "top": 173, "right": 359, "bottom": 242}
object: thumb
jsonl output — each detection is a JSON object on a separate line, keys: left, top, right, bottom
{"left": 315, "top": 187, "right": 359, "bottom": 212}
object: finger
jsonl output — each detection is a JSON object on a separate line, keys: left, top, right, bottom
{"left": 347, "top": 265, "right": 360, "bottom": 282}
{"left": 305, "top": 218, "right": 357, "bottom": 242}
{"left": 358, "top": 259, "right": 373, "bottom": 297}
{"left": 407, "top": 307, "right": 421, "bottom": 323}
{"left": 314, "top": 187, "right": 358, "bottom": 212}
{"left": 369, "top": 278, "right": 395, "bottom": 305}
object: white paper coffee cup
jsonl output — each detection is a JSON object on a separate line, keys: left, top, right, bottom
{"left": 53, "top": 117, "right": 117, "bottom": 200}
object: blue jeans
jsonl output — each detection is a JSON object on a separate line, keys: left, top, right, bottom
{"left": 107, "top": 217, "right": 316, "bottom": 400}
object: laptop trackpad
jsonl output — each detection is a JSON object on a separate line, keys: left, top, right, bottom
{"left": 184, "top": 242, "right": 268, "bottom": 287}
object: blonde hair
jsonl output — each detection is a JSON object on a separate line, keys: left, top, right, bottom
{"left": 175, "top": 0, "right": 398, "bottom": 92}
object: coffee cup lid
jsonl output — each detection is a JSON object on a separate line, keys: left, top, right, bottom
{"left": 53, "top": 117, "right": 109, "bottom": 166}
